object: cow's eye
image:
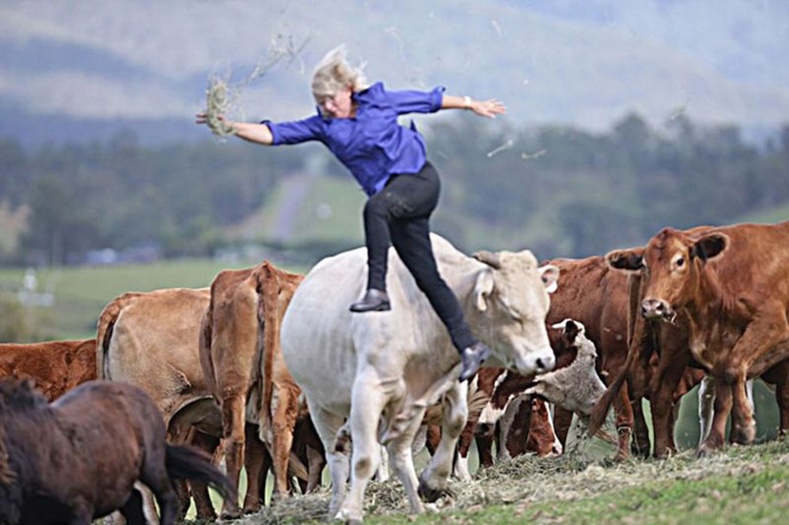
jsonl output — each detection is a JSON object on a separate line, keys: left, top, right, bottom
{"left": 676, "top": 257, "right": 685, "bottom": 268}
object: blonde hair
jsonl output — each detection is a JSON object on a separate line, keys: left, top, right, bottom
{"left": 311, "top": 45, "right": 368, "bottom": 104}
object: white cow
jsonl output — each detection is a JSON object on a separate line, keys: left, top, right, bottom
{"left": 281, "top": 234, "right": 559, "bottom": 523}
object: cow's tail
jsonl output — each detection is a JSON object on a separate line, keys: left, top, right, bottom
{"left": 198, "top": 301, "right": 217, "bottom": 396}
{"left": 95, "top": 292, "right": 145, "bottom": 380}
{"left": 587, "top": 272, "right": 644, "bottom": 436}
{"left": 165, "top": 444, "right": 236, "bottom": 503}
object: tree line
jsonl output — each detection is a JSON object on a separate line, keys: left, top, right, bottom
{"left": 1, "top": 113, "right": 788, "bottom": 267}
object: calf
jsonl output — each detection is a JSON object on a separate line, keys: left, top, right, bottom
{"left": 526, "top": 319, "right": 606, "bottom": 423}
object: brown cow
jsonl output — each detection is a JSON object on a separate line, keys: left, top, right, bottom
{"left": 603, "top": 222, "right": 789, "bottom": 456}
{"left": 0, "top": 339, "right": 96, "bottom": 490}
{"left": 542, "top": 256, "right": 651, "bottom": 459}
{"left": 549, "top": 254, "right": 715, "bottom": 459}
{"left": 0, "top": 339, "right": 96, "bottom": 402}
{"left": 199, "top": 260, "right": 312, "bottom": 519}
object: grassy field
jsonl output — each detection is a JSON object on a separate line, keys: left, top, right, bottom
{"left": 0, "top": 258, "right": 304, "bottom": 340}
{"left": 207, "top": 438, "right": 789, "bottom": 525}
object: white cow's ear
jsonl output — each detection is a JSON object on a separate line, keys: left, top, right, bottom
{"left": 539, "top": 264, "right": 560, "bottom": 294}
{"left": 474, "top": 268, "right": 495, "bottom": 312}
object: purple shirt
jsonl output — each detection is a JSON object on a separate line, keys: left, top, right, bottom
{"left": 264, "top": 82, "right": 444, "bottom": 196}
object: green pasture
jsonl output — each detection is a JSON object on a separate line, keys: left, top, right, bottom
{"left": 0, "top": 258, "right": 304, "bottom": 340}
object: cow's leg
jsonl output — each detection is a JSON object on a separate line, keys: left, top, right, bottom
{"left": 337, "top": 373, "right": 391, "bottom": 523}
{"left": 189, "top": 430, "right": 221, "bottom": 520}
{"left": 271, "top": 386, "right": 300, "bottom": 502}
{"left": 386, "top": 407, "right": 428, "bottom": 514}
{"left": 611, "top": 386, "right": 634, "bottom": 460}
{"left": 452, "top": 400, "right": 483, "bottom": 480}
{"left": 419, "top": 382, "right": 467, "bottom": 502}
{"left": 309, "top": 404, "right": 349, "bottom": 518}
{"left": 493, "top": 394, "right": 523, "bottom": 463}
{"left": 305, "top": 444, "right": 326, "bottom": 493}
{"left": 425, "top": 423, "right": 441, "bottom": 455}
{"left": 243, "top": 423, "right": 267, "bottom": 512}
{"left": 698, "top": 375, "right": 715, "bottom": 444}
{"left": 777, "top": 376, "right": 789, "bottom": 438}
{"left": 631, "top": 399, "right": 650, "bottom": 457}
{"left": 698, "top": 376, "right": 733, "bottom": 456}
{"left": 764, "top": 361, "right": 789, "bottom": 437}
{"left": 118, "top": 488, "right": 146, "bottom": 525}
{"left": 475, "top": 427, "right": 495, "bottom": 467}
{"left": 730, "top": 375, "right": 755, "bottom": 445}
{"left": 648, "top": 361, "right": 689, "bottom": 458}
{"left": 219, "top": 393, "right": 246, "bottom": 519}
{"left": 552, "top": 406, "right": 573, "bottom": 448}
{"left": 729, "top": 315, "right": 789, "bottom": 445}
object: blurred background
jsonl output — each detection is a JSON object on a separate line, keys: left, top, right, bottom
{"left": 0, "top": 0, "right": 786, "bottom": 445}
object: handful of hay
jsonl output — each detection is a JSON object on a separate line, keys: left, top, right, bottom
{"left": 204, "top": 76, "right": 237, "bottom": 137}
{"left": 202, "top": 32, "right": 312, "bottom": 138}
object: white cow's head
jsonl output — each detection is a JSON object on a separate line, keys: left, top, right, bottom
{"left": 470, "top": 249, "right": 559, "bottom": 377}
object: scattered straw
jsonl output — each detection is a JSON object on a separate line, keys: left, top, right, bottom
{"left": 204, "top": 440, "right": 789, "bottom": 525}
{"left": 203, "top": 32, "right": 312, "bottom": 138}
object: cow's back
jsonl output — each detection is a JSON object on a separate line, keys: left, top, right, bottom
{"left": 544, "top": 256, "right": 629, "bottom": 365}
{"left": 99, "top": 288, "right": 211, "bottom": 420}
{"left": 282, "top": 237, "right": 472, "bottom": 412}
{"left": 0, "top": 339, "right": 96, "bottom": 401}
{"left": 706, "top": 222, "right": 789, "bottom": 304}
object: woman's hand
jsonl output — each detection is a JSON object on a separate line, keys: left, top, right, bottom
{"left": 195, "top": 112, "right": 236, "bottom": 136}
{"left": 469, "top": 98, "right": 506, "bottom": 118}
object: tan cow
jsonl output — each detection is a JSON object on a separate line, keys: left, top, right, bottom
{"left": 199, "top": 260, "right": 310, "bottom": 519}
{"left": 0, "top": 339, "right": 96, "bottom": 402}
{"left": 602, "top": 222, "right": 789, "bottom": 456}
{"left": 96, "top": 288, "right": 225, "bottom": 520}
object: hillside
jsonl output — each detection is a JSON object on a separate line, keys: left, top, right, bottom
{"left": 2, "top": 1, "right": 789, "bottom": 148}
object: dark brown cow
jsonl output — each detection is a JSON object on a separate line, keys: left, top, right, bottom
{"left": 603, "top": 222, "right": 789, "bottom": 455}
{"left": 200, "top": 260, "right": 314, "bottom": 519}
{"left": 543, "top": 257, "right": 651, "bottom": 458}
{"left": 0, "top": 378, "right": 234, "bottom": 525}
{"left": 0, "top": 339, "right": 96, "bottom": 402}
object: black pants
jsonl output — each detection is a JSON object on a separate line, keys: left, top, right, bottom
{"left": 362, "top": 161, "right": 477, "bottom": 352}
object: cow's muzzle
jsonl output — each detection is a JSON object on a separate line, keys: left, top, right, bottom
{"left": 641, "top": 298, "right": 675, "bottom": 322}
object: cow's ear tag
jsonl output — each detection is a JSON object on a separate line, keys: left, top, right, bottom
{"left": 474, "top": 269, "right": 495, "bottom": 311}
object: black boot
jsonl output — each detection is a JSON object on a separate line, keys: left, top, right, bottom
{"left": 459, "top": 341, "right": 491, "bottom": 381}
{"left": 349, "top": 288, "right": 391, "bottom": 313}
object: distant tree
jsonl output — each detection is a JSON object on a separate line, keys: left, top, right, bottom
{"left": 20, "top": 175, "right": 100, "bottom": 266}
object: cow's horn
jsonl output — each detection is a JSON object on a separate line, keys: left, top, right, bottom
{"left": 473, "top": 250, "right": 501, "bottom": 269}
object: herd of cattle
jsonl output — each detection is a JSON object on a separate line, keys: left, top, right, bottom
{"left": 1, "top": 221, "right": 788, "bottom": 524}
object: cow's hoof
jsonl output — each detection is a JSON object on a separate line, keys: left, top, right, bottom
{"left": 612, "top": 449, "right": 631, "bottom": 462}
{"left": 219, "top": 509, "right": 243, "bottom": 521}
{"left": 333, "top": 509, "right": 363, "bottom": 525}
{"left": 418, "top": 477, "right": 454, "bottom": 503}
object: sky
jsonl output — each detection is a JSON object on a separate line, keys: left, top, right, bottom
{"left": 1, "top": 0, "right": 788, "bottom": 135}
